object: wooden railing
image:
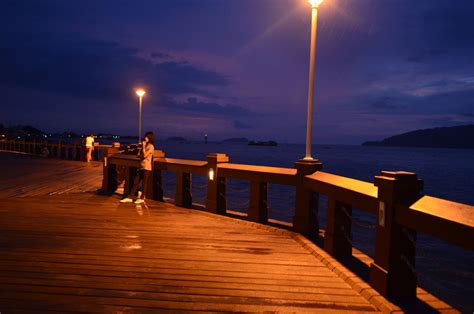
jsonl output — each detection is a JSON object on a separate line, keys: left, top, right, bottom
{"left": 85, "top": 151, "right": 474, "bottom": 300}
{"left": 0, "top": 139, "right": 119, "bottom": 161}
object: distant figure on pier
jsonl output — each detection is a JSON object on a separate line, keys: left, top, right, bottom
{"left": 120, "top": 131, "right": 155, "bottom": 204}
{"left": 85, "top": 134, "right": 95, "bottom": 162}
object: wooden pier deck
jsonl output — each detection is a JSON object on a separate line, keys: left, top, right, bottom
{"left": 0, "top": 154, "right": 391, "bottom": 313}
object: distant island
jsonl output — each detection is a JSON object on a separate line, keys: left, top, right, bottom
{"left": 248, "top": 140, "right": 278, "bottom": 147}
{"left": 362, "top": 125, "right": 474, "bottom": 149}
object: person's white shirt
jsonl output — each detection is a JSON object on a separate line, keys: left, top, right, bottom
{"left": 85, "top": 136, "right": 94, "bottom": 147}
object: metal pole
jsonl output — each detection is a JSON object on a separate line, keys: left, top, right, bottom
{"left": 304, "top": 5, "right": 319, "bottom": 160}
{"left": 139, "top": 96, "right": 142, "bottom": 143}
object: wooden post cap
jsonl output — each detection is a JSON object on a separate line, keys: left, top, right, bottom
{"left": 375, "top": 171, "right": 423, "bottom": 204}
{"left": 207, "top": 153, "right": 229, "bottom": 163}
{"left": 294, "top": 158, "right": 323, "bottom": 175}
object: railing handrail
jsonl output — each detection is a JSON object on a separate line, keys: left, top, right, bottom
{"left": 218, "top": 163, "right": 297, "bottom": 185}
{"left": 1, "top": 139, "right": 119, "bottom": 162}
{"left": 395, "top": 195, "right": 474, "bottom": 250}
{"left": 305, "top": 171, "right": 379, "bottom": 214}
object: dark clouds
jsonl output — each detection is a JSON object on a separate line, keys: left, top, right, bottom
{"left": 0, "top": 32, "right": 230, "bottom": 101}
{"left": 150, "top": 52, "right": 172, "bottom": 59}
{"left": 165, "top": 98, "right": 257, "bottom": 117}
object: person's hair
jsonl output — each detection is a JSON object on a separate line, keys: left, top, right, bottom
{"left": 144, "top": 131, "right": 155, "bottom": 144}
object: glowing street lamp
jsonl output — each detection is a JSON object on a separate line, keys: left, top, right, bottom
{"left": 304, "top": 0, "right": 324, "bottom": 160}
{"left": 135, "top": 89, "right": 146, "bottom": 143}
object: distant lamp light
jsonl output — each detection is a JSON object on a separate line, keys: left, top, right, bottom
{"left": 136, "top": 89, "right": 146, "bottom": 97}
{"left": 308, "top": 0, "right": 324, "bottom": 7}
{"left": 208, "top": 168, "right": 215, "bottom": 181}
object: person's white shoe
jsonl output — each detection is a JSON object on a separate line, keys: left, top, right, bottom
{"left": 134, "top": 199, "right": 145, "bottom": 204}
{"left": 120, "top": 197, "right": 133, "bottom": 203}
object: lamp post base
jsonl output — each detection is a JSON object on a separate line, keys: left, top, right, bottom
{"left": 293, "top": 158, "right": 323, "bottom": 235}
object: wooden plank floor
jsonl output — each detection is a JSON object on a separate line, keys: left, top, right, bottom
{"left": 0, "top": 153, "right": 103, "bottom": 198}
{"left": 0, "top": 154, "right": 380, "bottom": 312}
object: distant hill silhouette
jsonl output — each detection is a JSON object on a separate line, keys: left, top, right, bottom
{"left": 363, "top": 125, "right": 474, "bottom": 149}
{"left": 1, "top": 124, "right": 46, "bottom": 138}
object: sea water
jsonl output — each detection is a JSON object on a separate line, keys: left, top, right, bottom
{"left": 156, "top": 142, "right": 474, "bottom": 312}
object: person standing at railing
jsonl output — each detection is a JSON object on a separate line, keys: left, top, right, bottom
{"left": 85, "top": 134, "right": 95, "bottom": 162}
{"left": 120, "top": 131, "right": 155, "bottom": 204}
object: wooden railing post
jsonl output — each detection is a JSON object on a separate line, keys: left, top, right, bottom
{"left": 58, "top": 142, "right": 63, "bottom": 158}
{"left": 176, "top": 171, "right": 192, "bottom": 208}
{"left": 65, "top": 145, "right": 70, "bottom": 159}
{"left": 93, "top": 143, "right": 99, "bottom": 161}
{"left": 152, "top": 169, "right": 164, "bottom": 201}
{"left": 151, "top": 150, "right": 165, "bottom": 201}
{"left": 123, "top": 166, "right": 136, "bottom": 197}
{"left": 370, "top": 171, "right": 423, "bottom": 299}
{"left": 74, "top": 143, "right": 81, "bottom": 160}
{"left": 248, "top": 181, "right": 268, "bottom": 223}
{"left": 324, "top": 199, "right": 352, "bottom": 260}
{"left": 293, "top": 159, "right": 323, "bottom": 235}
{"left": 206, "top": 153, "right": 229, "bottom": 214}
{"left": 102, "top": 157, "right": 118, "bottom": 193}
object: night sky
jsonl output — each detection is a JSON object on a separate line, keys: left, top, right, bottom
{"left": 1, "top": 0, "right": 473, "bottom": 144}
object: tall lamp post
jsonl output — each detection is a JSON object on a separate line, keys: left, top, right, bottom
{"left": 135, "top": 89, "right": 146, "bottom": 143}
{"left": 304, "top": 0, "right": 324, "bottom": 160}
{"left": 293, "top": 0, "right": 324, "bottom": 235}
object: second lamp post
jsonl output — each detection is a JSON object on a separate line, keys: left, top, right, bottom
{"left": 136, "top": 89, "right": 146, "bottom": 143}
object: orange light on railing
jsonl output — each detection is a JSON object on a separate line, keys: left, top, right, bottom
{"left": 209, "top": 168, "right": 215, "bottom": 181}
